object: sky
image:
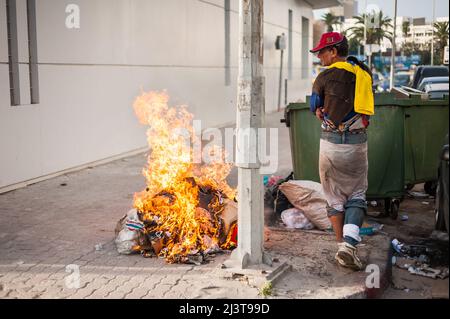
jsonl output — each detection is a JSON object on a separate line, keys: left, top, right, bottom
{"left": 314, "top": 0, "right": 449, "bottom": 22}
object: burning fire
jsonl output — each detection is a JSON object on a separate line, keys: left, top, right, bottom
{"left": 131, "top": 91, "right": 237, "bottom": 263}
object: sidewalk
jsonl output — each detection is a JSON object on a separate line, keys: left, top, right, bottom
{"left": 0, "top": 154, "right": 261, "bottom": 299}
{"left": 0, "top": 111, "right": 392, "bottom": 299}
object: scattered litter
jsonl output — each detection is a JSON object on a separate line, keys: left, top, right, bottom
{"left": 95, "top": 243, "right": 103, "bottom": 251}
{"left": 404, "top": 288, "right": 410, "bottom": 293}
{"left": 126, "top": 219, "right": 144, "bottom": 231}
{"left": 392, "top": 237, "right": 449, "bottom": 280}
{"left": 408, "top": 265, "right": 445, "bottom": 279}
{"left": 203, "top": 235, "right": 220, "bottom": 254}
{"left": 150, "top": 236, "right": 164, "bottom": 255}
{"left": 359, "top": 227, "right": 374, "bottom": 236}
{"left": 264, "top": 175, "right": 283, "bottom": 187}
{"left": 60, "top": 183, "right": 67, "bottom": 187}
{"left": 186, "top": 254, "right": 204, "bottom": 266}
{"left": 418, "top": 254, "right": 430, "bottom": 264}
{"left": 264, "top": 172, "right": 294, "bottom": 214}
{"left": 364, "top": 219, "right": 384, "bottom": 232}
{"left": 401, "top": 215, "right": 409, "bottom": 221}
{"left": 218, "top": 199, "right": 237, "bottom": 244}
{"left": 115, "top": 227, "right": 139, "bottom": 255}
{"left": 421, "top": 201, "right": 430, "bottom": 205}
{"left": 440, "top": 268, "right": 450, "bottom": 279}
{"left": 407, "top": 191, "right": 428, "bottom": 199}
{"left": 370, "top": 201, "right": 378, "bottom": 207}
{"left": 280, "top": 208, "right": 314, "bottom": 230}
{"left": 394, "top": 257, "right": 416, "bottom": 269}
{"left": 115, "top": 209, "right": 141, "bottom": 255}
{"left": 392, "top": 238, "right": 404, "bottom": 254}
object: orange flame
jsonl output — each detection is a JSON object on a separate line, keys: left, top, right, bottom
{"left": 132, "top": 91, "right": 236, "bottom": 263}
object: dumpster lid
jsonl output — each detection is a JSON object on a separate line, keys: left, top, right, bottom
{"left": 286, "top": 102, "right": 309, "bottom": 111}
{"left": 286, "top": 93, "right": 449, "bottom": 110}
{"left": 375, "top": 92, "right": 449, "bottom": 106}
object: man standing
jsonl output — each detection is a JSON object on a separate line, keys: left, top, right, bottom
{"left": 310, "top": 32, "right": 374, "bottom": 270}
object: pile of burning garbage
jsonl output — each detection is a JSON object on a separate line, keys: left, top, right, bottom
{"left": 115, "top": 91, "right": 237, "bottom": 264}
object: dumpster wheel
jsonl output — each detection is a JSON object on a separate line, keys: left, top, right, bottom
{"left": 384, "top": 198, "right": 400, "bottom": 220}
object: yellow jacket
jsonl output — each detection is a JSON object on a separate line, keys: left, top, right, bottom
{"left": 327, "top": 61, "right": 375, "bottom": 116}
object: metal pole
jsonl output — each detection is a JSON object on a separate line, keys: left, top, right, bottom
{"left": 431, "top": 0, "right": 435, "bottom": 65}
{"left": 364, "top": 0, "right": 367, "bottom": 63}
{"left": 226, "top": 0, "right": 266, "bottom": 269}
{"left": 285, "top": 79, "right": 288, "bottom": 106}
{"left": 278, "top": 49, "right": 284, "bottom": 111}
{"left": 390, "top": 0, "right": 398, "bottom": 90}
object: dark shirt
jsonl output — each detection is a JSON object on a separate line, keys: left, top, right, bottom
{"left": 312, "top": 67, "right": 356, "bottom": 126}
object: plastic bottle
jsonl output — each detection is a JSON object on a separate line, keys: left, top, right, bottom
{"left": 359, "top": 227, "right": 374, "bottom": 236}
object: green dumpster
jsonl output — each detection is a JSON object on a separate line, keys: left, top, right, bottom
{"left": 284, "top": 92, "right": 449, "bottom": 219}
{"left": 402, "top": 96, "right": 449, "bottom": 192}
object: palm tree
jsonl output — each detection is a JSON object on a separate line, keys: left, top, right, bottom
{"left": 402, "top": 20, "right": 410, "bottom": 38}
{"left": 433, "top": 21, "right": 449, "bottom": 64}
{"left": 401, "top": 20, "right": 410, "bottom": 56}
{"left": 348, "top": 14, "right": 375, "bottom": 45}
{"left": 348, "top": 12, "right": 393, "bottom": 44}
{"left": 373, "top": 11, "right": 393, "bottom": 44}
{"left": 322, "top": 12, "right": 341, "bottom": 32}
{"left": 347, "top": 11, "right": 393, "bottom": 68}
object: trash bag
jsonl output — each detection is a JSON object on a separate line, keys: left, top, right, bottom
{"left": 264, "top": 172, "right": 294, "bottom": 214}
{"left": 115, "top": 208, "right": 143, "bottom": 255}
{"left": 281, "top": 208, "right": 314, "bottom": 230}
{"left": 279, "top": 180, "right": 331, "bottom": 230}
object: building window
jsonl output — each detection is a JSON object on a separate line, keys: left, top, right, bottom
{"left": 5, "top": 0, "right": 39, "bottom": 106}
{"left": 224, "top": 0, "right": 231, "bottom": 86}
{"left": 288, "top": 9, "right": 293, "bottom": 80}
{"left": 301, "top": 17, "right": 309, "bottom": 79}
{"left": 27, "top": 0, "right": 39, "bottom": 104}
{"left": 6, "top": 0, "right": 20, "bottom": 106}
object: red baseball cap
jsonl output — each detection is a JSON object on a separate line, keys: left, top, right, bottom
{"left": 310, "top": 32, "right": 345, "bottom": 53}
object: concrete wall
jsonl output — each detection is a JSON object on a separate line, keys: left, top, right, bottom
{"left": 0, "top": 0, "right": 314, "bottom": 191}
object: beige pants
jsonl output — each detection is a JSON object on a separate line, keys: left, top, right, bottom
{"left": 319, "top": 139, "right": 368, "bottom": 213}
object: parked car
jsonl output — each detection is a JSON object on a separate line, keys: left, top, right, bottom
{"left": 423, "top": 82, "right": 449, "bottom": 99}
{"left": 372, "top": 72, "right": 386, "bottom": 92}
{"left": 435, "top": 136, "right": 449, "bottom": 234}
{"left": 411, "top": 65, "right": 449, "bottom": 89}
{"left": 377, "top": 78, "right": 390, "bottom": 92}
{"left": 418, "top": 76, "right": 449, "bottom": 91}
{"left": 394, "top": 72, "right": 412, "bottom": 87}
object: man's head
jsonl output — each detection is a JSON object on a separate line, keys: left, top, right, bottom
{"left": 310, "top": 32, "right": 348, "bottom": 66}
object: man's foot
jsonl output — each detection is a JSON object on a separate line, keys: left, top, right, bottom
{"left": 335, "top": 242, "right": 363, "bottom": 271}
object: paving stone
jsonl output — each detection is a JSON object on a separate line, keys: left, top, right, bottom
{"left": 145, "top": 284, "right": 172, "bottom": 298}
{"left": 125, "top": 287, "right": 151, "bottom": 299}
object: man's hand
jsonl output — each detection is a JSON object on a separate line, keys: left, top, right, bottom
{"left": 316, "top": 108, "right": 324, "bottom": 121}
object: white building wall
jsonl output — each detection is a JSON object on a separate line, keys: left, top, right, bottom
{"left": 0, "top": 0, "right": 315, "bottom": 191}
{"left": 407, "top": 17, "right": 449, "bottom": 47}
